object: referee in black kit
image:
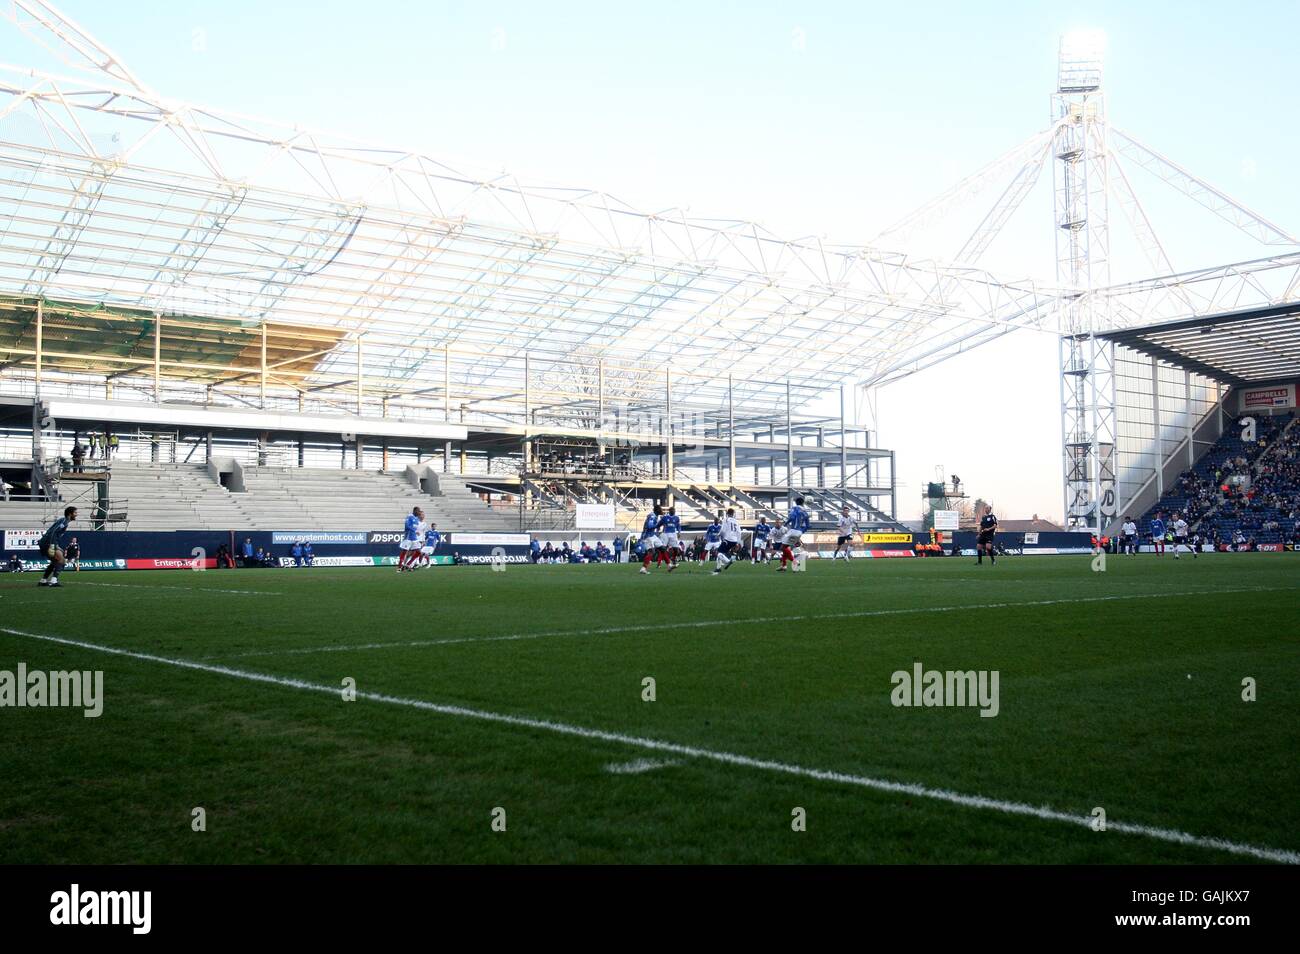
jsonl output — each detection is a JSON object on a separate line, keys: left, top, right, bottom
{"left": 976, "top": 504, "right": 997, "bottom": 566}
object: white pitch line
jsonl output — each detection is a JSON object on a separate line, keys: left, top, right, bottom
{"left": 76, "top": 581, "right": 279, "bottom": 596}
{"left": 211, "top": 585, "right": 1298, "bottom": 660}
{"left": 1, "top": 624, "right": 1294, "bottom": 865}
{"left": 604, "top": 758, "right": 682, "bottom": 775}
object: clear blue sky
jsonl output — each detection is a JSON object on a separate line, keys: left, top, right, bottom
{"left": 31, "top": 1, "right": 1300, "bottom": 518}
{"left": 45, "top": 1, "right": 1300, "bottom": 241}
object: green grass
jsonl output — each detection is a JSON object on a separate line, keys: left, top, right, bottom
{"left": 1, "top": 553, "right": 1297, "bottom": 864}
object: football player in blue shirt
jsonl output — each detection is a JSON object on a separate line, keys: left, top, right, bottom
{"left": 638, "top": 505, "right": 664, "bottom": 575}
{"left": 398, "top": 506, "right": 425, "bottom": 572}
{"left": 37, "top": 506, "right": 77, "bottom": 587}
{"left": 752, "top": 517, "right": 772, "bottom": 562}
{"left": 1149, "top": 512, "right": 1166, "bottom": 556}
{"left": 419, "top": 524, "right": 442, "bottom": 568}
{"left": 702, "top": 516, "right": 723, "bottom": 570}
{"left": 659, "top": 506, "right": 682, "bottom": 571}
{"left": 779, "top": 497, "right": 811, "bottom": 571}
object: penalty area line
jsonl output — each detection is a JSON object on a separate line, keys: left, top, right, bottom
{"left": 1, "top": 624, "right": 1295, "bottom": 865}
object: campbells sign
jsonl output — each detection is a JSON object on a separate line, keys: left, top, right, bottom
{"left": 1241, "top": 383, "right": 1296, "bottom": 410}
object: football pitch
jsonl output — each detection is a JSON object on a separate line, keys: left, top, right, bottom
{"left": 1, "top": 554, "right": 1297, "bottom": 865}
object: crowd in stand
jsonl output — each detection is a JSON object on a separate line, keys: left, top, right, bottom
{"left": 1140, "top": 412, "right": 1300, "bottom": 548}
{"left": 531, "top": 449, "right": 640, "bottom": 481}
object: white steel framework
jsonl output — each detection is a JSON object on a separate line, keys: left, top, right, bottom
{"left": 0, "top": 5, "right": 1297, "bottom": 526}
{"left": 874, "top": 30, "right": 1299, "bottom": 530}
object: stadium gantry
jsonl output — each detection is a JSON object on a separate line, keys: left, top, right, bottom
{"left": 0, "top": 6, "right": 1297, "bottom": 531}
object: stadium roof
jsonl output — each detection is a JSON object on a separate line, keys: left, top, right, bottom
{"left": 1096, "top": 302, "right": 1300, "bottom": 386}
{"left": 1, "top": 2, "right": 1299, "bottom": 413}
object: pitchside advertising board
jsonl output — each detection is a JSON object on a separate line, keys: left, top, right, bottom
{"left": 933, "top": 510, "right": 960, "bottom": 531}
{"left": 804, "top": 531, "right": 917, "bottom": 559}
{"left": 574, "top": 504, "right": 616, "bottom": 530}
{"left": 0, "top": 529, "right": 531, "bottom": 570}
{"left": 3, "top": 529, "right": 42, "bottom": 550}
{"left": 3, "top": 528, "right": 1294, "bottom": 571}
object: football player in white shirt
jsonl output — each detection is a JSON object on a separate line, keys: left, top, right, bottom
{"left": 1171, "top": 514, "right": 1197, "bottom": 559}
{"left": 1120, "top": 515, "right": 1138, "bottom": 556}
{"left": 712, "top": 508, "right": 744, "bottom": 575}
{"left": 832, "top": 506, "right": 856, "bottom": 561}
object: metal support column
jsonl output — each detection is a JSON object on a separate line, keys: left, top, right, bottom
{"left": 1151, "top": 356, "right": 1163, "bottom": 498}
{"left": 260, "top": 321, "right": 268, "bottom": 408}
{"left": 665, "top": 369, "right": 673, "bottom": 504}
{"left": 889, "top": 450, "right": 897, "bottom": 519}
{"left": 34, "top": 299, "right": 43, "bottom": 395}
{"left": 356, "top": 334, "right": 364, "bottom": 416}
{"left": 524, "top": 353, "right": 531, "bottom": 430}
{"left": 816, "top": 426, "right": 825, "bottom": 486}
{"left": 727, "top": 373, "right": 736, "bottom": 482}
{"left": 840, "top": 385, "right": 848, "bottom": 491}
{"left": 1088, "top": 336, "right": 1102, "bottom": 533}
{"left": 785, "top": 380, "right": 794, "bottom": 499}
{"left": 153, "top": 313, "right": 161, "bottom": 403}
{"left": 443, "top": 345, "right": 451, "bottom": 422}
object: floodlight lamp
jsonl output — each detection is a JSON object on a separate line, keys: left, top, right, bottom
{"left": 1057, "top": 29, "right": 1106, "bottom": 93}
{"left": 1061, "top": 28, "right": 1107, "bottom": 62}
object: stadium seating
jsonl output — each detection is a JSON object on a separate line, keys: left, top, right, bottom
{"left": 1138, "top": 412, "right": 1298, "bottom": 546}
{"left": 0, "top": 461, "right": 520, "bottom": 532}
{"left": 107, "top": 462, "right": 249, "bottom": 531}
{"left": 4, "top": 455, "right": 910, "bottom": 535}
{"left": 397, "top": 471, "right": 517, "bottom": 532}
{"left": 0, "top": 497, "right": 57, "bottom": 530}
{"left": 229, "top": 466, "right": 516, "bottom": 532}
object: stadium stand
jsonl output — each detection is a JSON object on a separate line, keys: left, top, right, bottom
{"left": 0, "top": 497, "right": 53, "bottom": 530}
{"left": 401, "top": 470, "right": 517, "bottom": 532}
{"left": 0, "top": 461, "right": 519, "bottom": 532}
{"left": 1138, "top": 412, "right": 1297, "bottom": 546}
{"left": 107, "top": 462, "right": 249, "bottom": 531}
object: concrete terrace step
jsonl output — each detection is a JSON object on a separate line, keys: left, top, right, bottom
{"left": 97, "top": 463, "right": 520, "bottom": 532}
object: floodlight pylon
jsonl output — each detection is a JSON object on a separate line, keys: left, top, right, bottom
{"left": 1053, "top": 32, "right": 1117, "bottom": 532}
